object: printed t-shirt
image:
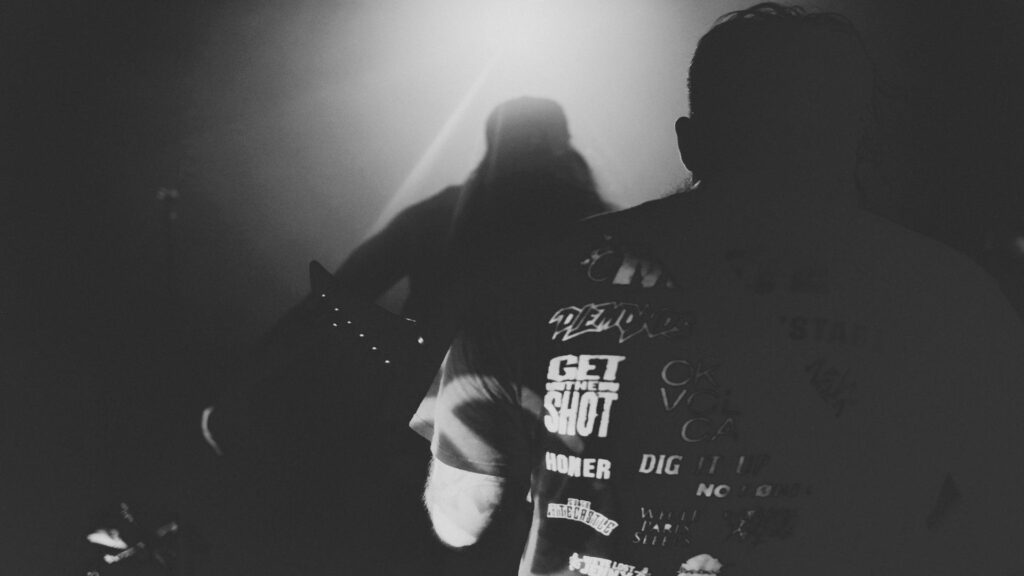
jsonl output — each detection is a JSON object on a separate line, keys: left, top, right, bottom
{"left": 415, "top": 189, "right": 1024, "bottom": 576}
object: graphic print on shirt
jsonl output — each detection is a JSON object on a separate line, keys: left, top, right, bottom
{"left": 549, "top": 302, "right": 694, "bottom": 343}
{"left": 804, "top": 356, "right": 859, "bottom": 418}
{"left": 779, "top": 314, "right": 883, "bottom": 351}
{"left": 568, "top": 552, "right": 650, "bottom": 576}
{"left": 547, "top": 498, "right": 619, "bottom": 535}
{"left": 638, "top": 453, "right": 770, "bottom": 477}
{"left": 545, "top": 450, "right": 612, "bottom": 479}
{"left": 658, "top": 358, "right": 740, "bottom": 443}
{"left": 632, "top": 506, "right": 702, "bottom": 547}
{"left": 722, "top": 507, "right": 798, "bottom": 545}
{"left": 677, "top": 554, "right": 723, "bottom": 576}
{"left": 725, "top": 249, "right": 778, "bottom": 295}
{"left": 544, "top": 354, "right": 625, "bottom": 438}
{"left": 629, "top": 503, "right": 802, "bottom": 551}
{"left": 725, "top": 249, "right": 832, "bottom": 296}
{"left": 630, "top": 452, "right": 809, "bottom": 552}
{"left": 580, "top": 234, "right": 675, "bottom": 289}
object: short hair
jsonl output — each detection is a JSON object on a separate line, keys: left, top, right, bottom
{"left": 688, "top": 3, "right": 874, "bottom": 160}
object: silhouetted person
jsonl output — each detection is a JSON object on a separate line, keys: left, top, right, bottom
{"left": 336, "top": 96, "right": 608, "bottom": 362}
{"left": 417, "top": 4, "right": 1024, "bottom": 575}
{"left": 188, "top": 97, "right": 609, "bottom": 576}
{"left": 330, "top": 96, "right": 608, "bottom": 576}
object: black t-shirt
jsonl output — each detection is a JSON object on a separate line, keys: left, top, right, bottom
{"left": 414, "top": 186, "right": 1024, "bottom": 576}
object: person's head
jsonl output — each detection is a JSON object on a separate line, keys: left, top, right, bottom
{"left": 480, "top": 96, "right": 573, "bottom": 180}
{"left": 450, "top": 96, "right": 606, "bottom": 268}
{"left": 677, "top": 3, "right": 874, "bottom": 183}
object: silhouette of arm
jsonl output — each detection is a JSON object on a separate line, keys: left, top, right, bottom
{"left": 335, "top": 206, "right": 421, "bottom": 301}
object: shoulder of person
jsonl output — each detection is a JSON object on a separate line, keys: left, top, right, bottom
{"left": 848, "top": 210, "right": 1024, "bottom": 368}
{"left": 551, "top": 194, "right": 684, "bottom": 251}
{"left": 579, "top": 193, "right": 684, "bottom": 230}
{"left": 855, "top": 211, "right": 1014, "bottom": 309}
{"left": 468, "top": 195, "right": 689, "bottom": 308}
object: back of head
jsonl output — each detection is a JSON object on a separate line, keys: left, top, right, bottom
{"left": 687, "top": 3, "right": 874, "bottom": 178}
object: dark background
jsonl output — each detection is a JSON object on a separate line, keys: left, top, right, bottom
{"left": 3, "top": 0, "right": 1022, "bottom": 573}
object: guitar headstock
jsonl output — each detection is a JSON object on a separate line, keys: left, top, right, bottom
{"left": 307, "top": 260, "right": 425, "bottom": 367}
{"left": 207, "top": 261, "right": 438, "bottom": 465}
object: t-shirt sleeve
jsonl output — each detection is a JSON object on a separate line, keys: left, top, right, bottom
{"left": 334, "top": 201, "right": 423, "bottom": 300}
{"left": 415, "top": 270, "right": 536, "bottom": 479}
{"left": 427, "top": 341, "right": 527, "bottom": 478}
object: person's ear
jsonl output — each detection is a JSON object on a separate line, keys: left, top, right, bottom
{"left": 675, "top": 116, "right": 702, "bottom": 180}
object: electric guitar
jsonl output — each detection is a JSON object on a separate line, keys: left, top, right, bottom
{"left": 79, "top": 261, "right": 442, "bottom": 574}
{"left": 202, "top": 260, "right": 435, "bottom": 465}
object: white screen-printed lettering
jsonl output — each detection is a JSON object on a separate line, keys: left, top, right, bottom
{"left": 543, "top": 354, "right": 625, "bottom": 438}
{"left": 547, "top": 498, "right": 619, "bottom": 535}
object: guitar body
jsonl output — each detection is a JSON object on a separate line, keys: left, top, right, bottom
{"left": 212, "top": 261, "right": 433, "bottom": 463}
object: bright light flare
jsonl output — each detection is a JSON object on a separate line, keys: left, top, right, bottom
{"left": 349, "top": 0, "right": 723, "bottom": 234}
{"left": 365, "top": 0, "right": 605, "bottom": 232}
{"left": 453, "top": 0, "right": 547, "bottom": 56}
{"left": 430, "top": 0, "right": 590, "bottom": 94}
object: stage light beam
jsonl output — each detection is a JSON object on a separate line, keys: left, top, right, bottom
{"left": 365, "top": 0, "right": 574, "bottom": 234}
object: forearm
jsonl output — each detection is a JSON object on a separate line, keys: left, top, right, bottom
{"left": 335, "top": 223, "right": 412, "bottom": 300}
{"left": 423, "top": 458, "right": 506, "bottom": 548}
